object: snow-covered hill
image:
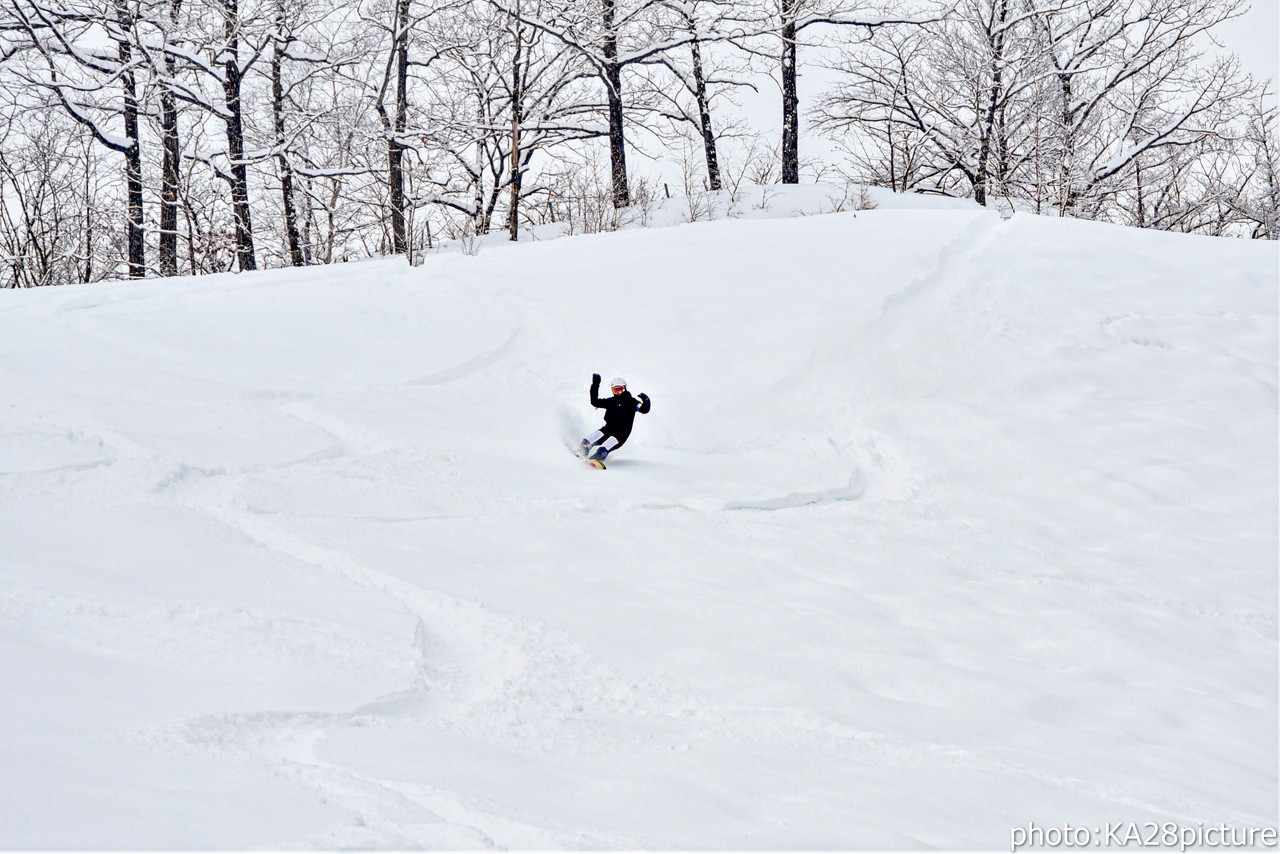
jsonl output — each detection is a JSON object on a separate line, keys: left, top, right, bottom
{"left": 1, "top": 193, "right": 1276, "bottom": 848}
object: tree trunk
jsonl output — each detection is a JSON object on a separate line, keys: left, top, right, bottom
{"left": 1264, "top": 134, "right": 1280, "bottom": 239}
{"left": 81, "top": 137, "right": 94, "bottom": 283}
{"left": 223, "top": 0, "right": 256, "bottom": 271}
{"left": 271, "top": 5, "right": 305, "bottom": 266}
{"left": 686, "top": 24, "right": 721, "bottom": 191}
{"left": 508, "top": 0, "right": 522, "bottom": 240}
{"left": 159, "top": 84, "right": 179, "bottom": 276}
{"left": 123, "top": 73, "right": 144, "bottom": 277}
{"left": 601, "top": 0, "right": 629, "bottom": 207}
{"left": 386, "top": 0, "right": 411, "bottom": 255}
{"left": 1133, "top": 156, "right": 1145, "bottom": 228}
{"left": 114, "top": 0, "right": 145, "bottom": 278}
{"left": 974, "top": 0, "right": 1008, "bottom": 206}
{"left": 158, "top": 0, "right": 182, "bottom": 277}
{"left": 780, "top": 0, "right": 799, "bottom": 184}
{"left": 1057, "top": 72, "right": 1077, "bottom": 215}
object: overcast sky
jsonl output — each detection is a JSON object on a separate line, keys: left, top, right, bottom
{"left": 1218, "top": 1, "right": 1278, "bottom": 86}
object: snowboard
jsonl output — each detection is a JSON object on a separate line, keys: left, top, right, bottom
{"left": 574, "top": 440, "right": 606, "bottom": 469}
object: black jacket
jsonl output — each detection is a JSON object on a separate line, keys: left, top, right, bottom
{"left": 591, "top": 377, "right": 651, "bottom": 442}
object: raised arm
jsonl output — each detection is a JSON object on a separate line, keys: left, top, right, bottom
{"left": 590, "top": 374, "right": 607, "bottom": 408}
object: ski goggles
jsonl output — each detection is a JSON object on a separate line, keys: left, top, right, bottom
{"left": 611, "top": 385, "right": 627, "bottom": 394}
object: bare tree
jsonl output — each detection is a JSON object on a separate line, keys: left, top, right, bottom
{"left": 7, "top": 0, "right": 150, "bottom": 276}
{"left": 490, "top": 0, "right": 723, "bottom": 207}
{"left": 259, "top": 0, "right": 364, "bottom": 265}
{"left": 817, "top": 0, "right": 1260, "bottom": 227}
{"left": 646, "top": 0, "right": 759, "bottom": 190}
{"left": 136, "top": 0, "right": 185, "bottom": 276}
{"left": 372, "top": 0, "right": 413, "bottom": 254}
{"left": 219, "top": 0, "right": 257, "bottom": 269}
{"left": 816, "top": 0, "right": 1058, "bottom": 203}
{"left": 0, "top": 107, "right": 107, "bottom": 286}
{"left": 415, "top": 0, "right": 598, "bottom": 234}
{"left": 1228, "top": 92, "right": 1279, "bottom": 239}
{"left": 1030, "top": 0, "right": 1249, "bottom": 215}
{"left": 765, "top": 0, "right": 948, "bottom": 183}
{"left": 269, "top": 0, "right": 306, "bottom": 265}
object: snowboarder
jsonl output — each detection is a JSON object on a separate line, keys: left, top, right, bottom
{"left": 580, "top": 374, "right": 650, "bottom": 466}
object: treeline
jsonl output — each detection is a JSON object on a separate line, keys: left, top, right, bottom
{"left": 0, "top": 0, "right": 1274, "bottom": 287}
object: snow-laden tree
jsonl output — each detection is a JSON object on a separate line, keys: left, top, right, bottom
{"left": 255, "top": 0, "right": 367, "bottom": 265}
{"left": 411, "top": 0, "right": 598, "bottom": 238}
{"left": 644, "top": 0, "right": 758, "bottom": 191}
{"left": 1234, "top": 94, "right": 1280, "bottom": 239}
{"left": 128, "top": 0, "right": 271, "bottom": 271}
{"left": 5, "top": 0, "right": 151, "bottom": 276}
{"left": 488, "top": 0, "right": 727, "bottom": 207}
{"left": 816, "top": 0, "right": 1264, "bottom": 228}
{"left": 0, "top": 106, "right": 110, "bottom": 286}
{"left": 727, "top": 0, "right": 949, "bottom": 184}
{"left": 364, "top": 0, "right": 415, "bottom": 254}
{"left": 0, "top": 0, "right": 1273, "bottom": 287}
{"left": 131, "top": 0, "right": 185, "bottom": 275}
{"left": 816, "top": 0, "right": 1051, "bottom": 203}
{"left": 1032, "top": 0, "right": 1253, "bottom": 217}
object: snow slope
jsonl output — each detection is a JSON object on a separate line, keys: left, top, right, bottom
{"left": 1, "top": 195, "right": 1276, "bottom": 849}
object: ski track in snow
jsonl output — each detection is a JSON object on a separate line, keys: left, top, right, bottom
{"left": 2, "top": 196, "right": 1275, "bottom": 848}
{"left": 177, "top": 449, "right": 648, "bottom": 844}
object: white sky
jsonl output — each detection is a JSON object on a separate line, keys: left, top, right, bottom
{"left": 1218, "top": 1, "right": 1279, "bottom": 87}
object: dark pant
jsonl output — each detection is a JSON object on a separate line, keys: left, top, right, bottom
{"left": 584, "top": 428, "right": 628, "bottom": 453}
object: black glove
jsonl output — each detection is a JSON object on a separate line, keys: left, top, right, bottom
{"left": 638, "top": 393, "right": 649, "bottom": 402}
{"left": 591, "top": 373, "right": 600, "bottom": 384}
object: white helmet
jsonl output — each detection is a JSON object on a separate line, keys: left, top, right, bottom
{"left": 609, "top": 377, "right": 627, "bottom": 391}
